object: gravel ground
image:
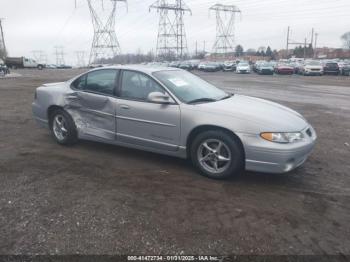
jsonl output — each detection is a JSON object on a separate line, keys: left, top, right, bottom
{"left": 0, "top": 69, "right": 349, "bottom": 255}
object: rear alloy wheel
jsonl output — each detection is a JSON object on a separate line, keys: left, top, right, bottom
{"left": 191, "top": 130, "right": 244, "bottom": 179}
{"left": 50, "top": 109, "right": 78, "bottom": 145}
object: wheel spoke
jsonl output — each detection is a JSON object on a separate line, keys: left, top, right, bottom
{"left": 199, "top": 153, "right": 210, "bottom": 162}
{"left": 203, "top": 142, "right": 213, "bottom": 152}
{"left": 55, "top": 118, "right": 62, "bottom": 127}
{"left": 216, "top": 141, "right": 222, "bottom": 152}
{"left": 213, "top": 160, "right": 218, "bottom": 171}
{"left": 218, "top": 155, "right": 230, "bottom": 162}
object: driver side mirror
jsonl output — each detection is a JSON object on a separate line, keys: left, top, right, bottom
{"left": 147, "top": 92, "right": 174, "bottom": 104}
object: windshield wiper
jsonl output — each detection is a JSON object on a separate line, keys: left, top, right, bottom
{"left": 219, "top": 94, "right": 233, "bottom": 100}
{"left": 187, "top": 98, "right": 217, "bottom": 104}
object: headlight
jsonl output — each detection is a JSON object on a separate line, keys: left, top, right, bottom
{"left": 260, "top": 132, "right": 304, "bottom": 143}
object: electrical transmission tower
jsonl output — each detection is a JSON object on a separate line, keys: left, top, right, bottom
{"left": 209, "top": 3, "right": 241, "bottom": 57}
{"left": 87, "top": 0, "right": 127, "bottom": 65}
{"left": 76, "top": 51, "right": 86, "bottom": 67}
{"left": 0, "top": 19, "right": 7, "bottom": 59}
{"left": 32, "top": 50, "right": 48, "bottom": 64}
{"left": 54, "top": 46, "right": 66, "bottom": 65}
{"left": 150, "top": 0, "right": 191, "bottom": 60}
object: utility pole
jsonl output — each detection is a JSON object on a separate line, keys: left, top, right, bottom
{"left": 286, "top": 26, "right": 290, "bottom": 59}
{"left": 286, "top": 27, "right": 315, "bottom": 59}
{"left": 314, "top": 33, "right": 318, "bottom": 59}
{"left": 150, "top": 0, "right": 191, "bottom": 60}
{"left": 85, "top": 0, "right": 127, "bottom": 65}
{"left": 195, "top": 41, "right": 198, "bottom": 57}
{"left": 209, "top": 3, "right": 241, "bottom": 59}
{"left": 0, "top": 18, "right": 7, "bottom": 59}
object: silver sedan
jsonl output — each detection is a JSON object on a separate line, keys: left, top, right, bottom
{"left": 32, "top": 66, "right": 317, "bottom": 179}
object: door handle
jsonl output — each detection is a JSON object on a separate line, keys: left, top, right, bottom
{"left": 120, "top": 105, "right": 130, "bottom": 110}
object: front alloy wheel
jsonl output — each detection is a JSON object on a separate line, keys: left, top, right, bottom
{"left": 191, "top": 130, "right": 244, "bottom": 179}
{"left": 197, "top": 139, "right": 231, "bottom": 174}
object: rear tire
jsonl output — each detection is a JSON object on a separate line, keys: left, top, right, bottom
{"left": 49, "top": 109, "right": 78, "bottom": 145}
{"left": 190, "top": 130, "right": 244, "bottom": 179}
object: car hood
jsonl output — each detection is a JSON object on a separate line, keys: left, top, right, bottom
{"left": 304, "top": 65, "right": 322, "bottom": 70}
{"left": 278, "top": 66, "right": 293, "bottom": 69}
{"left": 260, "top": 66, "right": 274, "bottom": 70}
{"left": 193, "top": 95, "right": 308, "bottom": 132}
{"left": 237, "top": 66, "right": 250, "bottom": 69}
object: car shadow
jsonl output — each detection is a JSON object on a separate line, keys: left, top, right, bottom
{"left": 76, "top": 139, "right": 306, "bottom": 189}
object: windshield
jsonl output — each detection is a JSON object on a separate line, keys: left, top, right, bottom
{"left": 239, "top": 62, "right": 249, "bottom": 66}
{"left": 153, "top": 70, "right": 228, "bottom": 104}
{"left": 306, "top": 61, "right": 321, "bottom": 66}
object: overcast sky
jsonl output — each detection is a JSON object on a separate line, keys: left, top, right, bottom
{"left": 1, "top": 0, "right": 349, "bottom": 65}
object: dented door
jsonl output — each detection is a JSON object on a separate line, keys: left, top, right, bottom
{"left": 66, "top": 92, "right": 116, "bottom": 141}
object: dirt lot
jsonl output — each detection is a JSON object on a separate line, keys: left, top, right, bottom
{"left": 0, "top": 69, "right": 349, "bottom": 255}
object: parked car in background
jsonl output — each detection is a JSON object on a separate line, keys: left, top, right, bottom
{"left": 32, "top": 66, "right": 317, "bottom": 179}
{"left": 340, "top": 63, "right": 350, "bottom": 76}
{"left": 5, "top": 56, "right": 45, "bottom": 70}
{"left": 46, "top": 64, "right": 58, "bottom": 69}
{"left": 178, "top": 61, "right": 193, "bottom": 71}
{"left": 0, "top": 59, "right": 10, "bottom": 76}
{"left": 253, "top": 61, "right": 264, "bottom": 73}
{"left": 200, "top": 62, "right": 221, "bottom": 72}
{"left": 236, "top": 62, "right": 251, "bottom": 74}
{"left": 222, "top": 61, "right": 236, "bottom": 72}
{"left": 56, "top": 64, "right": 73, "bottom": 69}
{"left": 169, "top": 61, "right": 181, "bottom": 68}
{"left": 256, "top": 62, "right": 274, "bottom": 75}
{"left": 323, "top": 62, "right": 340, "bottom": 75}
{"left": 290, "top": 62, "right": 301, "bottom": 74}
{"left": 275, "top": 63, "right": 294, "bottom": 75}
{"left": 299, "top": 60, "right": 323, "bottom": 76}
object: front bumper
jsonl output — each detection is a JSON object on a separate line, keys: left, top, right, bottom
{"left": 304, "top": 70, "right": 323, "bottom": 75}
{"left": 238, "top": 125, "right": 317, "bottom": 174}
{"left": 237, "top": 70, "right": 250, "bottom": 74}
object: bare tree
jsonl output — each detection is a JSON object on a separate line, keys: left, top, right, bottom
{"left": 341, "top": 32, "right": 350, "bottom": 49}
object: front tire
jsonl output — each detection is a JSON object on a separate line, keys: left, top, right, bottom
{"left": 190, "top": 130, "right": 244, "bottom": 179}
{"left": 50, "top": 109, "right": 78, "bottom": 145}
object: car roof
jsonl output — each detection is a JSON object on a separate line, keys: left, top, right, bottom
{"left": 92, "top": 65, "right": 181, "bottom": 74}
